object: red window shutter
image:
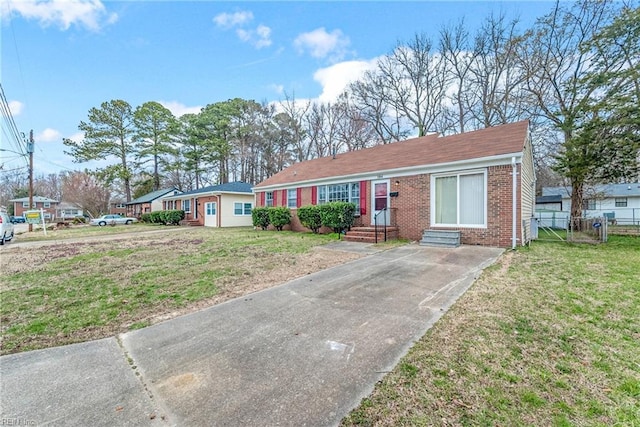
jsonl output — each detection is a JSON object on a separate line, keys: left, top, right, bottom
{"left": 281, "top": 189, "right": 287, "bottom": 207}
{"left": 360, "top": 181, "right": 367, "bottom": 215}
{"left": 311, "top": 186, "right": 317, "bottom": 205}
{"left": 296, "top": 188, "right": 302, "bottom": 208}
{"left": 272, "top": 190, "right": 278, "bottom": 207}
{"left": 260, "top": 192, "right": 265, "bottom": 206}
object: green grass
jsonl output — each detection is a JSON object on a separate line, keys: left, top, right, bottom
{"left": 342, "top": 235, "right": 640, "bottom": 426}
{"left": 0, "top": 227, "right": 341, "bottom": 354}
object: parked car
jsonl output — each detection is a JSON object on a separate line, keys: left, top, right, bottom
{"left": 89, "top": 214, "right": 138, "bottom": 226}
{"left": 10, "top": 215, "right": 26, "bottom": 223}
{"left": 0, "top": 211, "right": 15, "bottom": 245}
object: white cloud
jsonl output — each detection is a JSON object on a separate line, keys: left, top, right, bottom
{"left": 313, "top": 59, "right": 379, "bottom": 103}
{"left": 36, "top": 128, "right": 62, "bottom": 142}
{"left": 213, "top": 10, "right": 253, "bottom": 28}
{"left": 269, "top": 84, "right": 285, "bottom": 96}
{"left": 159, "top": 101, "right": 202, "bottom": 118}
{"left": 214, "top": 10, "right": 271, "bottom": 49}
{"left": 294, "top": 27, "right": 351, "bottom": 61}
{"left": 236, "top": 24, "right": 272, "bottom": 49}
{"left": 2, "top": 0, "right": 118, "bottom": 31}
{"left": 8, "top": 100, "right": 24, "bottom": 116}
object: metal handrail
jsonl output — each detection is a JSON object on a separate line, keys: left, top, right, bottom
{"left": 374, "top": 208, "right": 388, "bottom": 244}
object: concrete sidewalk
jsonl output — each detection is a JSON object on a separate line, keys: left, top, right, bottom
{"left": 1, "top": 243, "right": 503, "bottom": 426}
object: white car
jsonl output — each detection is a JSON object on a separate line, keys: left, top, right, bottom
{"left": 89, "top": 214, "right": 138, "bottom": 226}
{"left": 0, "top": 211, "right": 15, "bottom": 245}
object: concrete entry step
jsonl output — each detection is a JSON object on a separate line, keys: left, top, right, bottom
{"left": 344, "top": 226, "right": 398, "bottom": 243}
{"left": 420, "top": 229, "right": 461, "bottom": 247}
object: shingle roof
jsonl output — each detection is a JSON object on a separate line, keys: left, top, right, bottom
{"left": 543, "top": 183, "right": 640, "bottom": 198}
{"left": 9, "top": 196, "right": 59, "bottom": 203}
{"left": 127, "top": 188, "right": 179, "bottom": 205}
{"left": 163, "top": 182, "right": 253, "bottom": 199}
{"left": 255, "top": 120, "right": 529, "bottom": 188}
{"left": 536, "top": 195, "right": 562, "bottom": 203}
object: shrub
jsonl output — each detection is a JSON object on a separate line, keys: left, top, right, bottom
{"left": 269, "top": 207, "right": 292, "bottom": 231}
{"left": 140, "top": 210, "right": 184, "bottom": 225}
{"left": 298, "top": 205, "right": 322, "bottom": 233}
{"left": 161, "top": 210, "right": 185, "bottom": 225}
{"left": 140, "top": 213, "right": 153, "bottom": 223}
{"left": 320, "top": 202, "right": 356, "bottom": 235}
{"left": 252, "top": 207, "right": 271, "bottom": 230}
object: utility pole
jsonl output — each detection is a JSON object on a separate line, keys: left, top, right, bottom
{"left": 27, "top": 130, "right": 34, "bottom": 232}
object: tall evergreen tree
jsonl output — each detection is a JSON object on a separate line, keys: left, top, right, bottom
{"left": 133, "top": 101, "right": 178, "bottom": 191}
{"left": 63, "top": 99, "right": 136, "bottom": 201}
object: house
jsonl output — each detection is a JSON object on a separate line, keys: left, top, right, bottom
{"left": 161, "top": 182, "right": 254, "bottom": 227}
{"left": 9, "top": 196, "right": 59, "bottom": 220}
{"left": 126, "top": 188, "right": 181, "bottom": 218}
{"left": 109, "top": 201, "right": 127, "bottom": 216}
{"left": 55, "top": 202, "right": 84, "bottom": 220}
{"left": 254, "top": 120, "right": 535, "bottom": 248}
{"left": 542, "top": 183, "right": 640, "bottom": 225}
{"left": 535, "top": 195, "right": 563, "bottom": 211}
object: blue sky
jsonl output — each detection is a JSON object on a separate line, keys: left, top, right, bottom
{"left": 1, "top": 1, "right": 554, "bottom": 176}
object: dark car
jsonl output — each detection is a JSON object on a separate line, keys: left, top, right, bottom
{"left": 10, "top": 216, "right": 26, "bottom": 223}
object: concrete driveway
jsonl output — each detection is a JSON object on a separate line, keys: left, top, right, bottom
{"left": 0, "top": 243, "right": 502, "bottom": 426}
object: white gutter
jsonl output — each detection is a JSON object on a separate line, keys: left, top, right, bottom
{"left": 512, "top": 156, "right": 517, "bottom": 250}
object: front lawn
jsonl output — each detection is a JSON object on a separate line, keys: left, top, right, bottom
{"left": 342, "top": 236, "right": 640, "bottom": 426}
{"left": 0, "top": 227, "right": 356, "bottom": 355}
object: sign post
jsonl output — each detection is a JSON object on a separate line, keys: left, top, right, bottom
{"left": 24, "top": 209, "right": 47, "bottom": 236}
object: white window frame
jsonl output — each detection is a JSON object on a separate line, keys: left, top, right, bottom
{"left": 287, "top": 189, "right": 297, "bottom": 208}
{"left": 316, "top": 182, "right": 359, "bottom": 212}
{"left": 22, "top": 201, "right": 29, "bottom": 208}
{"left": 615, "top": 197, "right": 627, "bottom": 207}
{"left": 183, "top": 199, "right": 191, "bottom": 213}
{"left": 430, "top": 169, "right": 487, "bottom": 228}
{"left": 234, "top": 202, "right": 252, "bottom": 216}
{"left": 44, "top": 202, "right": 51, "bottom": 208}
{"left": 266, "top": 192, "right": 273, "bottom": 207}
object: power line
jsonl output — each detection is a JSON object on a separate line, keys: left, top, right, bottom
{"left": 0, "top": 83, "right": 27, "bottom": 155}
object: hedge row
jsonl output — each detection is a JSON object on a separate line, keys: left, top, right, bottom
{"left": 252, "top": 206, "right": 291, "bottom": 231}
{"left": 140, "top": 210, "right": 185, "bottom": 225}
{"left": 253, "top": 202, "right": 356, "bottom": 234}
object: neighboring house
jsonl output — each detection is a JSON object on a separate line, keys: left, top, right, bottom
{"left": 56, "top": 202, "right": 84, "bottom": 219}
{"left": 535, "top": 195, "right": 563, "bottom": 211}
{"left": 126, "top": 188, "right": 181, "bottom": 218}
{"left": 9, "top": 196, "right": 59, "bottom": 220}
{"left": 109, "top": 201, "right": 127, "bottom": 216}
{"left": 254, "top": 120, "right": 535, "bottom": 248}
{"left": 542, "top": 183, "right": 640, "bottom": 225}
{"left": 161, "top": 182, "right": 254, "bottom": 227}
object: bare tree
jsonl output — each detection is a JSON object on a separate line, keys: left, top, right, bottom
{"left": 440, "top": 20, "right": 477, "bottom": 133}
{"left": 33, "top": 173, "right": 63, "bottom": 200}
{"left": 468, "top": 13, "right": 529, "bottom": 128}
{"left": 60, "top": 170, "right": 111, "bottom": 217}
{"left": 333, "top": 92, "right": 379, "bottom": 151}
{"left": 518, "top": 0, "right": 617, "bottom": 220}
{"left": 381, "top": 33, "right": 451, "bottom": 136}
{"left": 349, "top": 72, "right": 409, "bottom": 143}
{"left": 278, "top": 92, "right": 311, "bottom": 162}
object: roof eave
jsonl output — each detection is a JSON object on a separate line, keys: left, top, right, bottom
{"left": 254, "top": 151, "right": 524, "bottom": 191}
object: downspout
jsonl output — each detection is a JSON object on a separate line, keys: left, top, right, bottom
{"left": 512, "top": 156, "right": 517, "bottom": 250}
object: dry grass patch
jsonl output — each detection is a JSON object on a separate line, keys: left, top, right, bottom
{"left": 0, "top": 228, "right": 361, "bottom": 355}
{"left": 342, "top": 236, "right": 640, "bottom": 426}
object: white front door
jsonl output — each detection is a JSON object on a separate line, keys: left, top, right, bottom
{"left": 371, "top": 179, "right": 390, "bottom": 225}
{"left": 204, "top": 202, "right": 217, "bottom": 227}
